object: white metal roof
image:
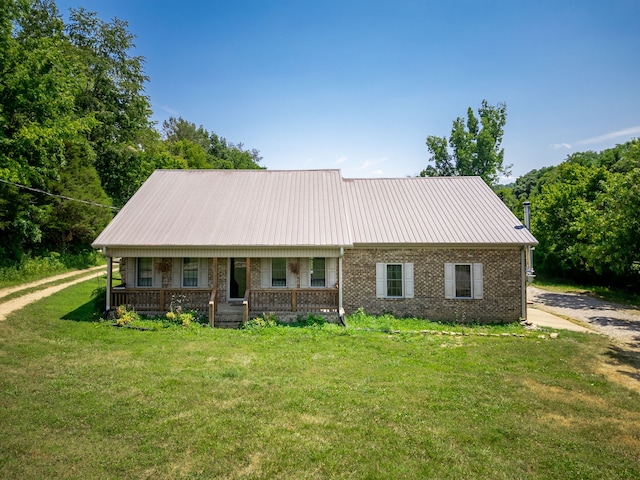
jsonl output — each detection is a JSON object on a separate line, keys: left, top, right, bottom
{"left": 93, "top": 169, "right": 352, "bottom": 248}
{"left": 343, "top": 176, "right": 538, "bottom": 246}
{"left": 93, "top": 170, "right": 538, "bottom": 249}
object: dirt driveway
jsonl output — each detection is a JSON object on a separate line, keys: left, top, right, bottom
{"left": 0, "top": 266, "right": 106, "bottom": 321}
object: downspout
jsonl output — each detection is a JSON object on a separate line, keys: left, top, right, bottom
{"left": 338, "top": 246, "right": 345, "bottom": 326}
{"left": 523, "top": 201, "right": 535, "bottom": 281}
{"left": 522, "top": 201, "right": 535, "bottom": 321}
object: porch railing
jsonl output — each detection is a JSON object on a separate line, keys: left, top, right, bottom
{"left": 111, "top": 288, "right": 211, "bottom": 313}
{"left": 249, "top": 288, "right": 338, "bottom": 313}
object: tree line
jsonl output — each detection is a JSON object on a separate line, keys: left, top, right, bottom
{"left": 498, "top": 139, "right": 640, "bottom": 290}
{"left": 0, "top": 0, "right": 262, "bottom": 263}
{"left": 423, "top": 101, "right": 639, "bottom": 292}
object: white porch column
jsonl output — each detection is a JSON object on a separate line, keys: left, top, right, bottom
{"left": 520, "top": 247, "right": 527, "bottom": 321}
{"left": 106, "top": 256, "right": 112, "bottom": 312}
{"left": 338, "top": 247, "right": 344, "bottom": 315}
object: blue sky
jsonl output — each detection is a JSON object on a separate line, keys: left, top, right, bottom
{"left": 55, "top": 0, "right": 640, "bottom": 180}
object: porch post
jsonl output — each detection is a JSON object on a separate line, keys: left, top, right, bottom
{"left": 338, "top": 247, "right": 343, "bottom": 313}
{"left": 106, "top": 255, "right": 112, "bottom": 312}
{"left": 245, "top": 257, "right": 251, "bottom": 293}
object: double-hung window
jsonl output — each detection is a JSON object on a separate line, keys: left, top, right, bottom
{"left": 310, "top": 258, "right": 326, "bottom": 287}
{"left": 183, "top": 258, "right": 198, "bottom": 287}
{"left": 376, "top": 263, "right": 414, "bottom": 299}
{"left": 455, "top": 264, "right": 472, "bottom": 298}
{"left": 445, "top": 263, "right": 483, "bottom": 299}
{"left": 386, "top": 264, "right": 403, "bottom": 297}
{"left": 271, "top": 258, "right": 287, "bottom": 287}
{"left": 137, "top": 258, "right": 153, "bottom": 287}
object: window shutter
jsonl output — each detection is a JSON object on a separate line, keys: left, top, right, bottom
{"left": 199, "top": 258, "right": 209, "bottom": 288}
{"left": 261, "top": 258, "right": 270, "bottom": 288}
{"left": 444, "top": 263, "right": 455, "bottom": 299}
{"left": 300, "top": 258, "right": 310, "bottom": 288}
{"left": 404, "top": 263, "right": 414, "bottom": 298}
{"left": 171, "top": 258, "right": 181, "bottom": 287}
{"left": 326, "top": 257, "right": 337, "bottom": 287}
{"left": 153, "top": 259, "right": 162, "bottom": 287}
{"left": 473, "top": 263, "right": 483, "bottom": 299}
{"left": 376, "top": 263, "right": 385, "bottom": 298}
{"left": 126, "top": 258, "right": 136, "bottom": 287}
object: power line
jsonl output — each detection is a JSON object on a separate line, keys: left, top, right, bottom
{"left": 0, "top": 178, "right": 119, "bottom": 211}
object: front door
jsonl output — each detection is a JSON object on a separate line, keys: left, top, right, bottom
{"left": 229, "top": 258, "right": 247, "bottom": 301}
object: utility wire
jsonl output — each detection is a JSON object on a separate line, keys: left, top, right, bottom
{"left": 0, "top": 178, "right": 120, "bottom": 211}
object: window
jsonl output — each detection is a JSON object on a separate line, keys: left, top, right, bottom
{"left": 386, "top": 264, "right": 403, "bottom": 297}
{"left": 183, "top": 258, "right": 198, "bottom": 287}
{"left": 376, "top": 263, "right": 414, "bottom": 299}
{"left": 455, "top": 264, "right": 472, "bottom": 298}
{"left": 137, "top": 258, "right": 153, "bottom": 287}
{"left": 271, "top": 258, "right": 287, "bottom": 287}
{"left": 445, "top": 263, "right": 483, "bottom": 299}
{"left": 310, "top": 257, "right": 326, "bottom": 287}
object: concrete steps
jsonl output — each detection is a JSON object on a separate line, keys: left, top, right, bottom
{"left": 213, "top": 304, "right": 245, "bottom": 328}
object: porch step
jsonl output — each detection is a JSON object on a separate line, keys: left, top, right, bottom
{"left": 213, "top": 303, "right": 245, "bottom": 328}
{"left": 214, "top": 313, "right": 244, "bottom": 329}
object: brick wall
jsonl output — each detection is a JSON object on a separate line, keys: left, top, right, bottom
{"left": 342, "top": 247, "right": 524, "bottom": 323}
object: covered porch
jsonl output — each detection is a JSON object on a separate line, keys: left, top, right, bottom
{"left": 103, "top": 249, "right": 345, "bottom": 327}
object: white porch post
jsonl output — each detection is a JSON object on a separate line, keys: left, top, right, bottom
{"left": 338, "top": 247, "right": 344, "bottom": 315}
{"left": 521, "top": 247, "right": 527, "bottom": 321}
{"left": 106, "top": 256, "right": 112, "bottom": 312}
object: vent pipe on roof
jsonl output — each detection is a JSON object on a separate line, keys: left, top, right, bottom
{"left": 523, "top": 201, "right": 535, "bottom": 284}
{"left": 523, "top": 201, "right": 531, "bottom": 230}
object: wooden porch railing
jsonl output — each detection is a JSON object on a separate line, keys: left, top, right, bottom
{"left": 249, "top": 288, "right": 338, "bottom": 313}
{"left": 111, "top": 288, "right": 211, "bottom": 314}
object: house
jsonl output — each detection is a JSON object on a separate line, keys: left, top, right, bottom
{"left": 92, "top": 169, "right": 538, "bottom": 326}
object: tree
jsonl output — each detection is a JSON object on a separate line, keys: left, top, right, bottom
{"left": 0, "top": 0, "right": 97, "bottom": 259}
{"left": 420, "top": 100, "right": 510, "bottom": 186}
{"left": 66, "top": 7, "right": 153, "bottom": 202}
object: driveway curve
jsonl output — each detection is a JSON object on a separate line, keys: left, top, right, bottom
{"left": 0, "top": 266, "right": 106, "bottom": 321}
{"left": 528, "top": 286, "right": 640, "bottom": 348}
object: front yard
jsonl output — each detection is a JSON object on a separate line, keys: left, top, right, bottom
{"left": 0, "top": 278, "right": 638, "bottom": 479}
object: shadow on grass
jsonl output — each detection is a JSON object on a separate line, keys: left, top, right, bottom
{"left": 61, "top": 299, "right": 100, "bottom": 322}
{"left": 604, "top": 339, "right": 640, "bottom": 383}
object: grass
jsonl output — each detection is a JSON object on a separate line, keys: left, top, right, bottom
{"left": 0, "top": 279, "right": 639, "bottom": 479}
{"left": 0, "top": 251, "right": 105, "bottom": 289}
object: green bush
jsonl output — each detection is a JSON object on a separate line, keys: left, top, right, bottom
{"left": 166, "top": 307, "right": 202, "bottom": 326}
{"left": 114, "top": 305, "right": 140, "bottom": 326}
{"left": 292, "top": 313, "right": 326, "bottom": 327}
{"left": 0, "top": 250, "right": 104, "bottom": 286}
{"left": 242, "top": 314, "right": 278, "bottom": 329}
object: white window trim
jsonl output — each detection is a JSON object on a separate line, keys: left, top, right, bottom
{"left": 136, "top": 257, "right": 153, "bottom": 288}
{"left": 445, "top": 263, "right": 483, "bottom": 300}
{"left": 270, "top": 258, "right": 288, "bottom": 288}
{"left": 182, "top": 257, "right": 199, "bottom": 288}
{"left": 376, "top": 262, "right": 414, "bottom": 299}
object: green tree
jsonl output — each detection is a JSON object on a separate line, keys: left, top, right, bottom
{"left": 0, "top": 0, "right": 96, "bottom": 259}
{"left": 66, "top": 7, "right": 153, "bottom": 202}
{"left": 420, "top": 100, "right": 510, "bottom": 186}
{"left": 44, "top": 143, "right": 113, "bottom": 252}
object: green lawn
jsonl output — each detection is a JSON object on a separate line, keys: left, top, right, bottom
{"left": 1, "top": 279, "right": 639, "bottom": 479}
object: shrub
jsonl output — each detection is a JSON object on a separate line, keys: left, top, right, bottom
{"left": 242, "top": 314, "right": 277, "bottom": 329}
{"left": 293, "top": 313, "right": 326, "bottom": 327}
{"left": 166, "top": 307, "right": 201, "bottom": 326}
{"left": 114, "top": 305, "right": 140, "bottom": 326}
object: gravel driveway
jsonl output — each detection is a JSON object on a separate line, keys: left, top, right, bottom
{"left": 528, "top": 286, "right": 640, "bottom": 349}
